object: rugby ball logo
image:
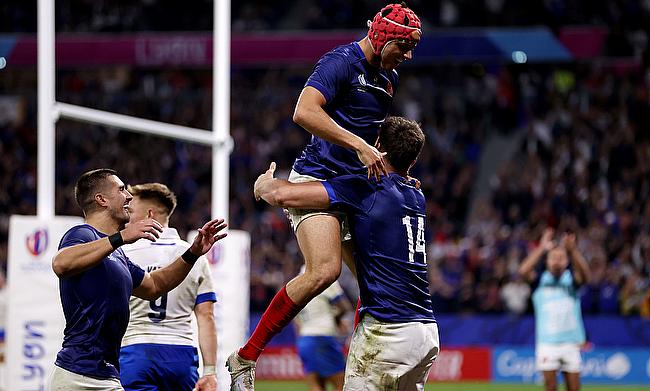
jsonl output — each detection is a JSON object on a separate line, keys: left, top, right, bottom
{"left": 26, "top": 228, "right": 48, "bottom": 256}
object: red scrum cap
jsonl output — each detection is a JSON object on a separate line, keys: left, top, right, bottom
{"left": 367, "top": 3, "right": 422, "bottom": 55}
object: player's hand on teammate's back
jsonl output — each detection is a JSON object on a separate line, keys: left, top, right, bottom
{"left": 254, "top": 162, "right": 277, "bottom": 201}
{"left": 189, "top": 218, "right": 228, "bottom": 255}
{"left": 356, "top": 142, "right": 387, "bottom": 180}
{"left": 193, "top": 373, "right": 217, "bottom": 391}
{"left": 121, "top": 218, "right": 164, "bottom": 243}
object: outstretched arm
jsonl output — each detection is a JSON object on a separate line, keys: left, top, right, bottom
{"left": 519, "top": 228, "right": 554, "bottom": 281}
{"left": 294, "top": 87, "right": 387, "bottom": 180}
{"left": 52, "top": 219, "right": 164, "bottom": 278}
{"left": 254, "top": 162, "right": 331, "bottom": 209}
{"left": 562, "top": 233, "right": 591, "bottom": 285}
{"left": 133, "top": 219, "right": 227, "bottom": 300}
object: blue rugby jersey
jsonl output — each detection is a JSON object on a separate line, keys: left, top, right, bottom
{"left": 293, "top": 42, "right": 399, "bottom": 179}
{"left": 322, "top": 173, "right": 436, "bottom": 323}
{"left": 55, "top": 224, "right": 145, "bottom": 379}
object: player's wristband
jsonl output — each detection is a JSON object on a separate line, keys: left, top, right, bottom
{"left": 181, "top": 249, "right": 200, "bottom": 265}
{"left": 108, "top": 232, "right": 124, "bottom": 250}
{"left": 203, "top": 365, "right": 216, "bottom": 376}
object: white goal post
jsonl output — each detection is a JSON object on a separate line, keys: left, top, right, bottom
{"left": 13, "top": 1, "right": 248, "bottom": 391}
{"left": 37, "top": 0, "right": 232, "bottom": 222}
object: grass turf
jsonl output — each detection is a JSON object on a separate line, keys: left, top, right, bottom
{"left": 255, "top": 381, "right": 650, "bottom": 391}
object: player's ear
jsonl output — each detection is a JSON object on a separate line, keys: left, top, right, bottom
{"left": 147, "top": 208, "right": 154, "bottom": 219}
{"left": 94, "top": 193, "right": 108, "bottom": 207}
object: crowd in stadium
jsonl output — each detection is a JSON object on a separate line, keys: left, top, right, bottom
{"left": 1, "top": 0, "right": 650, "bottom": 318}
{"left": 4, "top": 0, "right": 650, "bottom": 37}
{"left": 2, "top": 59, "right": 649, "bottom": 317}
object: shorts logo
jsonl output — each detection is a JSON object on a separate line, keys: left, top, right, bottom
{"left": 26, "top": 228, "right": 48, "bottom": 256}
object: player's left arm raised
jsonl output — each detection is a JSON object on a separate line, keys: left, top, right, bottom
{"left": 562, "top": 232, "right": 590, "bottom": 285}
{"left": 254, "top": 162, "right": 330, "bottom": 209}
{"left": 133, "top": 218, "right": 227, "bottom": 300}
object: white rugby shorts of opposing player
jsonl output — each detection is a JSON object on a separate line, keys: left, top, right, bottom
{"left": 285, "top": 170, "right": 351, "bottom": 241}
{"left": 344, "top": 315, "right": 440, "bottom": 391}
{"left": 536, "top": 343, "right": 582, "bottom": 373}
{"left": 49, "top": 365, "right": 124, "bottom": 391}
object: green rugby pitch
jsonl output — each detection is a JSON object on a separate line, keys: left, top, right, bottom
{"left": 255, "top": 381, "right": 650, "bottom": 391}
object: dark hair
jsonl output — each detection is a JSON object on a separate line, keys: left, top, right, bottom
{"left": 127, "top": 183, "right": 177, "bottom": 217}
{"left": 378, "top": 116, "right": 425, "bottom": 171}
{"left": 74, "top": 168, "right": 117, "bottom": 214}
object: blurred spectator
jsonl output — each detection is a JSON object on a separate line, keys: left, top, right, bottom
{"left": 501, "top": 274, "right": 531, "bottom": 315}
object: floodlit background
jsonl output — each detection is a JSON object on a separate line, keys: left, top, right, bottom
{"left": 1, "top": 0, "right": 650, "bottom": 389}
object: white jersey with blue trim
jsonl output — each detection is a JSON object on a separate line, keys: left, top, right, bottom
{"left": 296, "top": 279, "right": 345, "bottom": 337}
{"left": 121, "top": 228, "right": 216, "bottom": 346}
{"left": 532, "top": 269, "right": 586, "bottom": 345}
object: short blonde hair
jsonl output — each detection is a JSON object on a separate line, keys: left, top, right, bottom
{"left": 127, "top": 183, "right": 177, "bottom": 217}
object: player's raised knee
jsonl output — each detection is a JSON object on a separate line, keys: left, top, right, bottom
{"left": 307, "top": 265, "right": 341, "bottom": 291}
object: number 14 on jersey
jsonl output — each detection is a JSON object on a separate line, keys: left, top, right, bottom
{"left": 402, "top": 215, "right": 427, "bottom": 263}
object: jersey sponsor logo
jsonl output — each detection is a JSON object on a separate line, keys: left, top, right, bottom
{"left": 358, "top": 74, "right": 367, "bottom": 87}
{"left": 25, "top": 228, "right": 48, "bottom": 256}
{"left": 356, "top": 74, "right": 394, "bottom": 97}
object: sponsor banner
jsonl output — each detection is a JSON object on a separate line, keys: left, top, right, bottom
{"left": 428, "top": 347, "right": 491, "bottom": 381}
{"left": 493, "top": 346, "right": 650, "bottom": 384}
{"left": 6, "top": 215, "right": 82, "bottom": 391}
{"left": 2, "top": 27, "right": 599, "bottom": 68}
{"left": 256, "top": 346, "right": 304, "bottom": 380}
{"left": 3, "top": 33, "right": 358, "bottom": 67}
{"left": 256, "top": 345, "right": 491, "bottom": 382}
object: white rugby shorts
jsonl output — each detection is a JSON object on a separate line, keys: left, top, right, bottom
{"left": 536, "top": 343, "right": 582, "bottom": 373}
{"left": 49, "top": 365, "right": 124, "bottom": 391}
{"left": 285, "top": 169, "right": 351, "bottom": 241}
{"left": 344, "top": 314, "right": 440, "bottom": 391}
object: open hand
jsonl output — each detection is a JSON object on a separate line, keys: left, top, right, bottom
{"left": 540, "top": 228, "right": 555, "bottom": 251}
{"left": 561, "top": 232, "right": 577, "bottom": 251}
{"left": 121, "top": 218, "right": 163, "bottom": 243}
{"left": 188, "top": 218, "right": 228, "bottom": 256}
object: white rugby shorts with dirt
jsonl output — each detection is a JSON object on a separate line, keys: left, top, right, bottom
{"left": 344, "top": 314, "right": 440, "bottom": 391}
